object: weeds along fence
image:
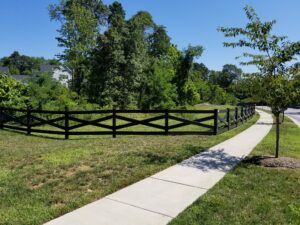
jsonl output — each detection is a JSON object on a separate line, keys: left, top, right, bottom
{"left": 0, "top": 106, "right": 255, "bottom": 139}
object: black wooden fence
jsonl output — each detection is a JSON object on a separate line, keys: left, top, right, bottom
{"left": 0, "top": 105, "right": 255, "bottom": 139}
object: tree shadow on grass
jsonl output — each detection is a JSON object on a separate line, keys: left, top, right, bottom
{"left": 1, "top": 128, "right": 114, "bottom": 140}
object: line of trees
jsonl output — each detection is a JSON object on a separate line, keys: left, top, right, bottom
{"left": 1, "top": 1, "right": 299, "bottom": 115}
{"left": 48, "top": 0, "right": 242, "bottom": 109}
{"left": 1, "top": 1, "right": 259, "bottom": 110}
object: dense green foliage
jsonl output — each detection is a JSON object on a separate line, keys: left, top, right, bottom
{"left": 49, "top": 0, "right": 104, "bottom": 94}
{"left": 4, "top": 3, "right": 298, "bottom": 112}
{"left": 48, "top": 0, "right": 241, "bottom": 109}
{"left": 0, "top": 73, "right": 28, "bottom": 107}
{"left": 0, "top": 71, "right": 96, "bottom": 110}
{"left": 26, "top": 73, "right": 91, "bottom": 110}
{"left": 0, "top": 1, "right": 251, "bottom": 110}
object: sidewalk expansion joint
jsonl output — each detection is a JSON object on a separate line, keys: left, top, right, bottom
{"left": 105, "top": 197, "right": 174, "bottom": 219}
{"left": 149, "top": 176, "right": 208, "bottom": 190}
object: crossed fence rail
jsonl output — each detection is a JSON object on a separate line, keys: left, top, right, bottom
{"left": 0, "top": 105, "right": 255, "bottom": 139}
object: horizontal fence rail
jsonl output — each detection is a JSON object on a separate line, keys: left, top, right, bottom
{"left": 0, "top": 106, "right": 255, "bottom": 139}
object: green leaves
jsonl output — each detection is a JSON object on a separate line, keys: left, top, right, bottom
{"left": 219, "top": 5, "right": 300, "bottom": 157}
{"left": 49, "top": 1, "right": 239, "bottom": 109}
{"left": 49, "top": 0, "right": 106, "bottom": 94}
{"left": 175, "top": 45, "right": 204, "bottom": 105}
{"left": 0, "top": 73, "right": 28, "bottom": 108}
{"left": 218, "top": 5, "right": 300, "bottom": 110}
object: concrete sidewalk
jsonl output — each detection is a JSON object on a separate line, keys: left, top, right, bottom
{"left": 256, "top": 106, "right": 300, "bottom": 128}
{"left": 286, "top": 115, "right": 300, "bottom": 128}
{"left": 285, "top": 109, "right": 300, "bottom": 128}
{"left": 44, "top": 110, "right": 273, "bottom": 225}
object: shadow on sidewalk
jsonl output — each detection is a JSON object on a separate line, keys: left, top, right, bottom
{"left": 180, "top": 149, "right": 242, "bottom": 172}
{"left": 256, "top": 122, "right": 274, "bottom": 125}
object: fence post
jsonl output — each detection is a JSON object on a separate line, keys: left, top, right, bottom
{"left": 112, "top": 108, "right": 116, "bottom": 138}
{"left": 246, "top": 106, "right": 249, "bottom": 119}
{"left": 27, "top": 106, "right": 31, "bottom": 135}
{"left": 235, "top": 107, "right": 238, "bottom": 127}
{"left": 0, "top": 106, "right": 3, "bottom": 129}
{"left": 241, "top": 107, "right": 244, "bottom": 123}
{"left": 226, "top": 108, "right": 230, "bottom": 130}
{"left": 165, "top": 109, "right": 169, "bottom": 135}
{"left": 64, "top": 106, "right": 69, "bottom": 140}
{"left": 213, "top": 109, "right": 218, "bottom": 135}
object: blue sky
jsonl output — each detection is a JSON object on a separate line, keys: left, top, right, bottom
{"left": 0, "top": 0, "right": 299, "bottom": 72}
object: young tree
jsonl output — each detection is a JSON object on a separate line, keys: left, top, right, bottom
{"left": 218, "top": 6, "right": 300, "bottom": 157}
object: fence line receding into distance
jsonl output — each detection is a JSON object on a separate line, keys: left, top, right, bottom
{"left": 0, "top": 106, "right": 255, "bottom": 139}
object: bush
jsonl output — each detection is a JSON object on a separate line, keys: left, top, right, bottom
{"left": 0, "top": 73, "right": 28, "bottom": 108}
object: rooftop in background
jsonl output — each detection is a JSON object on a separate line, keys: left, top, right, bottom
{"left": 0, "top": 67, "right": 9, "bottom": 73}
{"left": 11, "top": 75, "right": 32, "bottom": 81}
{"left": 40, "top": 64, "right": 57, "bottom": 73}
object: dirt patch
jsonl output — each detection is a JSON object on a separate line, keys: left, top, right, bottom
{"left": 65, "top": 165, "right": 93, "bottom": 177}
{"left": 243, "top": 156, "right": 300, "bottom": 169}
{"left": 31, "top": 182, "right": 45, "bottom": 190}
{"left": 77, "top": 165, "right": 93, "bottom": 172}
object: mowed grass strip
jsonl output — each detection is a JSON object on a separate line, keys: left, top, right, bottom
{"left": 0, "top": 113, "right": 257, "bottom": 225}
{"left": 169, "top": 115, "right": 300, "bottom": 225}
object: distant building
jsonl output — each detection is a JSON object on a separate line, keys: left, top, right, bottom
{"left": 40, "top": 64, "right": 72, "bottom": 87}
{"left": 11, "top": 75, "right": 31, "bottom": 82}
{"left": 0, "top": 66, "right": 9, "bottom": 74}
{"left": 40, "top": 64, "right": 56, "bottom": 73}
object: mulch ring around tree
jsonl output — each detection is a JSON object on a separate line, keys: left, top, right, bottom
{"left": 243, "top": 155, "right": 300, "bottom": 169}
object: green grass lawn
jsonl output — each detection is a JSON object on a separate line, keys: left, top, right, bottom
{"left": 169, "top": 115, "right": 300, "bottom": 225}
{"left": 0, "top": 110, "right": 257, "bottom": 225}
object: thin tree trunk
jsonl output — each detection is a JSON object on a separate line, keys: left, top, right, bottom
{"left": 275, "top": 115, "right": 280, "bottom": 158}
